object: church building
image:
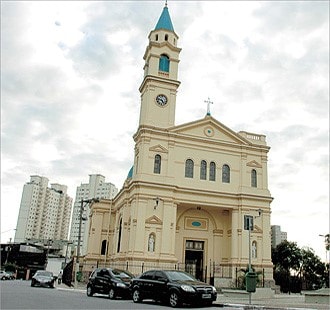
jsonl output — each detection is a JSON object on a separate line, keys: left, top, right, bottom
{"left": 84, "top": 4, "right": 274, "bottom": 287}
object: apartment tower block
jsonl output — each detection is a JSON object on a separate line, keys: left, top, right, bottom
{"left": 69, "top": 174, "right": 118, "bottom": 255}
{"left": 14, "top": 175, "right": 72, "bottom": 243}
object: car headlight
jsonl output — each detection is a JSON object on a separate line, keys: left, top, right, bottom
{"left": 212, "top": 286, "right": 217, "bottom": 293}
{"left": 116, "top": 282, "right": 126, "bottom": 288}
{"left": 181, "top": 285, "right": 195, "bottom": 292}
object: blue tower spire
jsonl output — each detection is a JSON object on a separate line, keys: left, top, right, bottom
{"left": 155, "top": 4, "right": 174, "bottom": 31}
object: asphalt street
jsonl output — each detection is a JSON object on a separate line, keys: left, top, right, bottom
{"left": 2, "top": 280, "right": 328, "bottom": 310}
{"left": 0, "top": 280, "right": 237, "bottom": 310}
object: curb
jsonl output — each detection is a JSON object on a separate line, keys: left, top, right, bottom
{"left": 56, "top": 283, "right": 86, "bottom": 292}
{"left": 214, "top": 304, "right": 309, "bottom": 310}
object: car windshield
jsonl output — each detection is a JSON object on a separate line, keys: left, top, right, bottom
{"left": 164, "top": 271, "right": 196, "bottom": 281}
{"left": 111, "top": 269, "right": 133, "bottom": 279}
{"left": 36, "top": 271, "right": 53, "bottom": 277}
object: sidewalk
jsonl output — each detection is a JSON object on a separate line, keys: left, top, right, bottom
{"left": 56, "top": 281, "right": 86, "bottom": 292}
{"left": 56, "top": 282, "right": 329, "bottom": 310}
{"left": 214, "top": 293, "right": 329, "bottom": 309}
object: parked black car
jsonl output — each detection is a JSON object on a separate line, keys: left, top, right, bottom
{"left": 87, "top": 268, "right": 134, "bottom": 299}
{"left": 131, "top": 270, "right": 217, "bottom": 307}
{"left": 31, "top": 270, "right": 55, "bottom": 288}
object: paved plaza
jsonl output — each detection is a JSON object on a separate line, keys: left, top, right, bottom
{"left": 215, "top": 292, "right": 329, "bottom": 309}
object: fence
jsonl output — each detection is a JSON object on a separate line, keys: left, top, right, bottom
{"left": 75, "top": 260, "right": 264, "bottom": 289}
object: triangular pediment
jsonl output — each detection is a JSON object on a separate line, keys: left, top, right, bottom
{"left": 253, "top": 225, "right": 263, "bottom": 233}
{"left": 247, "top": 160, "right": 262, "bottom": 168}
{"left": 145, "top": 215, "right": 163, "bottom": 225}
{"left": 169, "top": 116, "right": 251, "bottom": 145}
{"left": 149, "top": 144, "right": 168, "bottom": 153}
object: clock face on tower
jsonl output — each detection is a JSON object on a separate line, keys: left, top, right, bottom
{"left": 155, "top": 94, "right": 168, "bottom": 106}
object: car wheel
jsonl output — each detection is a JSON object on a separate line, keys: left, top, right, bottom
{"left": 132, "top": 289, "right": 142, "bottom": 303}
{"left": 86, "top": 286, "right": 94, "bottom": 297}
{"left": 169, "top": 291, "right": 180, "bottom": 308}
{"left": 109, "top": 288, "right": 116, "bottom": 299}
{"left": 31, "top": 282, "right": 34, "bottom": 287}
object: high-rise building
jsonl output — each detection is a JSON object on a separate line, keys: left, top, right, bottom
{"left": 271, "top": 225, "right": 287, "bottom": 248}
{"left": 69, "top": 174, "right": 118, "bottom": 255}
{"left": 14, "top": 175, "right": 72, "bottom": 243}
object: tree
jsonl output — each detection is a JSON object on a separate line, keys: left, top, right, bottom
{"left": 272, "top": 241, "right": 302, "bottom": 272}
{"left": 272, "top": 241, "right": 328, "bottom": 292}
{"left": 299, "top": 247, "right": 326, "bottom": 290}
{"left": 272, "top": 241, "right": 302, "bottom": 293}
{"left": 3, "top": 262, "right": 16, "bottom": 273}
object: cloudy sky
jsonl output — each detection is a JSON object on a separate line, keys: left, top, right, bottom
{"left": 1, "top": 1, "right": 329, "bottom": 261}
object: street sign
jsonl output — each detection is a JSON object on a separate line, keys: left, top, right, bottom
{"left": 244, "top": 215, "right": 254, "bottom": 231}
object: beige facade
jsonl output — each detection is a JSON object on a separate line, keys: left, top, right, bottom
{"left": 84, "top": 5, "right": 274, "bottom": 287}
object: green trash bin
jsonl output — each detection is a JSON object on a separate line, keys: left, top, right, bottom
{"left": 246, "top": 272, "right": 257, "bottom": 292}
{"left": 76, "top": 271, "right": 82, "bottom": 282}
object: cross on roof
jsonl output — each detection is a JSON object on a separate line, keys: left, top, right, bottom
{"left": 204, "top": 97, "right": 213, "bottom": 116}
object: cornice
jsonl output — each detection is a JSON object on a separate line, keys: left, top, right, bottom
{"left": 139, "top": 75, "right": 181, "bottom": 92}
{"left": 133, "top": 125, "right": 270, "bottom": 153}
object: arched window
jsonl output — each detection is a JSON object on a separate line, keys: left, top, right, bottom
{"left": 117, "top": 218, "right": 122, "bottom": 253}
{"left": 209, "top": 161, "right": 216, "bottom": 181}
{"left": 222, "top": 164, "right": 230, "bottom": 183}
{"left": 165, "top": 34, "right": 168, "bottom": 41}
{"left": 185, "top": 159, "right": 194, "bottom": 178}
{"left": 154, "top": 154, "right": 161, "bottom": 174}
{"left": 155, "top": 34, "right": 158, "bottom": 41}
{"left": 101, "top": 239, "right": 107, "bottom": 255}
{"left": 252, "top": 241, "right": 257, "bottom": 258}
{"left": 148, "top": 234, "right": 155, "bottom": 252}
{"left": 200, "top": 160, "right": 207, "bottom": 180}
{"left": 251, "top": 169, "right": 257, "bottom": 187}
{"left": 159, "top": 54, "right": 170, "bottom": 72}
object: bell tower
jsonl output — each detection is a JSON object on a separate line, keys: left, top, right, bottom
{"left": 138, "top": 4, "right": 181, "bottom": 129}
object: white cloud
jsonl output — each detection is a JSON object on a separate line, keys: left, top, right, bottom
{"left": 1, "top": 1, "right": 329, "bottom": 261}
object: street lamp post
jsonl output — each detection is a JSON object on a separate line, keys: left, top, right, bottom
{"left": 244, "top": 209, "right": 262, "bottom": 305}
{"left": 248, "top": 217, "right": 253, "bottom": 305}
{"left": 75, "top": 198, "right": 99, "bottom": 289}
{"left": 319, "top": 234, "right": 330, "bottom": 264}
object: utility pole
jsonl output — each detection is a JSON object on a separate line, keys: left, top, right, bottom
{"left": 45, "top": 239, "right": 52, "bottom": 270}
{"left": 74, "top": 198, "right": 99, "bottom": 289}
{"left": 64, "top": 241, "right": 72, "bottom": 266}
